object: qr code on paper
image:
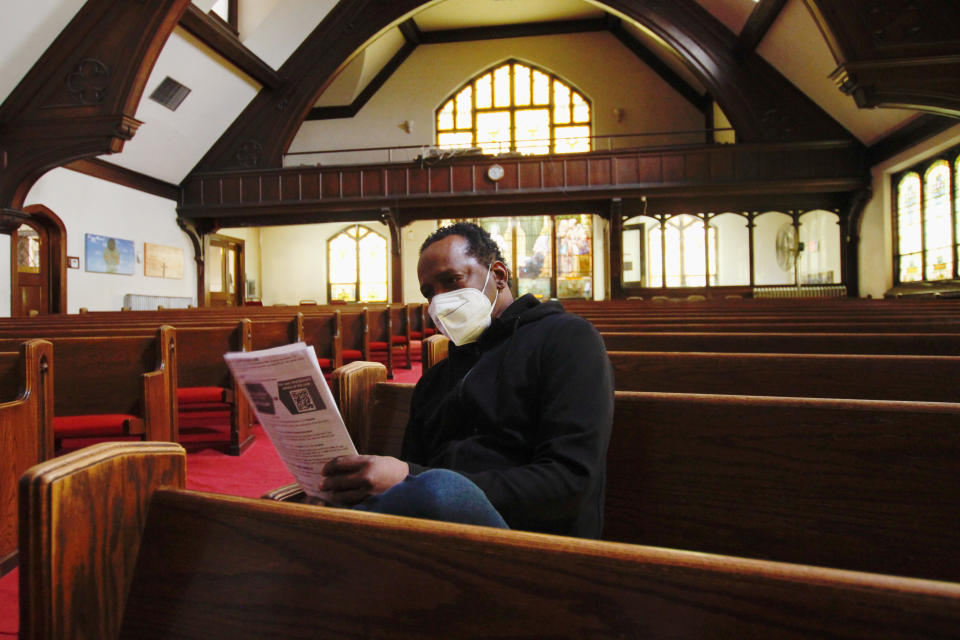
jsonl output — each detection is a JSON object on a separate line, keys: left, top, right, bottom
{"left": 290, "top": 388, "right": 317, "bottom": 412}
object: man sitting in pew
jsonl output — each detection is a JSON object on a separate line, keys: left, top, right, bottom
{"left": 320, "top": 222, "right": 615, "bottom": 538}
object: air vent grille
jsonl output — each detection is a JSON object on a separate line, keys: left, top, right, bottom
{"left": 149, "top": 77, "right": 191, "bottom": 111}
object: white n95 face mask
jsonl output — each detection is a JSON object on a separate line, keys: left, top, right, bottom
{"left": 428, "top": 266, "right": 499, "bottom": 346}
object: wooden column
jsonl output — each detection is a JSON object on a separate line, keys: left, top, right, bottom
{"left": 382, "top": 208, "right": 403, "bottom": 303}
{"left": 608, "top": 198, "right": 624, "bottom": 299}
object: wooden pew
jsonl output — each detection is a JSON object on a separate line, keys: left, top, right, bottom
{"left": 602, "top": 331, "right": 960, "bottom": 355}
{"left": 0, "top": 339, "right": 53, "bottom": 576}
{"left": 276, "top": 362, "right": 960, "bottom": 584}
{"left": 19, "top": 441, "right": 960, "bottom": 639}
{"left": 608, "top": 350, "right": 960, "bottom": 402}
{"left": 0, "top": 327, "right": 177, "bottom": 449}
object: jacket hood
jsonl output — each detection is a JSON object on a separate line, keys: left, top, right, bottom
{"left": 479, "top": 294, "right": 564, "bottom": 346}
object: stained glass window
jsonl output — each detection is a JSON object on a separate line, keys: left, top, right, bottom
{"left": 443, "top": 215, "right": 594, "bottom": 300}
{"left": 328, "top": 225, "right": 387, "bottom": 302}
{"left": 893, "top": 145, "right": 960, "bottom": 284}
{"left": 924, "top": 161, "right": 952, "bottom": 280}
{"left": 436, "top": 60, "right": 591, "bottom": 156}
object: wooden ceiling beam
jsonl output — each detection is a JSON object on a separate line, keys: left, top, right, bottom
{"left": 64, "top": 158, "right": 181, "bottom": 202}
{"left": 178, "top": 4, "right": 282, "bottom": 90}
{"left": 417, "top": 18, "right": 608, "bottom": 44}
{"left": 735, "top": 0, "right": 788, "bottom": 55}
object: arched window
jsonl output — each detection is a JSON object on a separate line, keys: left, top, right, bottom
{"left": 893, "top": 145, "right": 960, "bottom": 283}
{"left": 327, "top": 225, "right": 387, "bottom": 302}
{"left": 436, "top": 60, "right": 591, "bottom": 155}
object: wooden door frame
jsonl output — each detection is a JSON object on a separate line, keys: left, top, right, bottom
{"left": 11, "top": 205, "right": 67, "bottom": 316}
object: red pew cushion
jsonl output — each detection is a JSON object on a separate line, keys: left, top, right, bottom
{"left": 392, "top": 335, "right": 407, "bottom": 344}
{"left": 342, "top": 349, "right": 363, "bottom": 362}
{"left": 369, "top": 341, "right": 388, "bottom": 350}
{"left": 410, "top": 331, "right": 423, "bottom": 339}
{"left": 54, "top": 414, "right": 138, "bottom": 437}
{"left": 318, "top": 358, "right": 332, "bottom": 370}
{"left": 178, "top": 386, "right": 228, "bottom": 404}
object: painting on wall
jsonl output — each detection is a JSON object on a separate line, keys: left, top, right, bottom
{"left": 85, "top": 233, "right": 135, "bottom": 275}
{"left": 144, "top": 242, "right": 184, "bottom": 279}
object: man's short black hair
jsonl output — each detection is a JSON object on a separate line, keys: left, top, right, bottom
{"left": 420, "top": 221, "right": 507, "bottom": 271}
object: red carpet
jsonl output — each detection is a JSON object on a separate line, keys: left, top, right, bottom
{"left": 0, "top": 360, "right": 422, "bottom": 636}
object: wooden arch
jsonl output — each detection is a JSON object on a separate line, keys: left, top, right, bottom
{"left": 192, "top": 0, "right": 854, "bottom": 175}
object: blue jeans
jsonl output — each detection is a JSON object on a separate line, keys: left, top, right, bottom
{"left": 353, "top": 469, "right": 508, "bottom": 529}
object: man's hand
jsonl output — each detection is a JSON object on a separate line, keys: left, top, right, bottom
{"left": 320, "top": 455, "right": 409, "bottom": 506}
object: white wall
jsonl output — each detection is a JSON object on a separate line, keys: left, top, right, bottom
{"left": 218, "top": 227, "right": 262, "bottom": 299}
{"left": 259, "top": 221, "right": 392, "bottom": 305}
{"left": 20, "top": 169, "right": 197, "bottom": 313}
{"left": 287, "top": 31, "right": 706, "bottom": 164}
{"left": 752, "top": 211, "right": 795, "bottom": 285}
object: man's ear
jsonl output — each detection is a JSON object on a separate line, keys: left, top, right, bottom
{"left": 491, "top": 260, "right": 510, "bottom": 288}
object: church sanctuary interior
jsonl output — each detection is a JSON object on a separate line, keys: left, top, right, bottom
{"left": 3, "top": 0, "right": 960, "bottom": 638}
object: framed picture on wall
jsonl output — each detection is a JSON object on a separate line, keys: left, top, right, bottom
{"left": 85, "top": 234, "right": 135, "bottom": 275}
{"left": 144, "top": 242, "right": 184, "bottom": 279}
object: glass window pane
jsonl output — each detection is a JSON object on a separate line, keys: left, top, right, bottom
{"left": 900, "top": 252, "right": 923, "bottom": 283}
{"left": 330, "top": 284, "right": 355, "bottom": 302}
{"left": 493, "top": 65, "right": 511, "bottom": 108}
{"left": 437, "top": 100, "right": 454, "bottom": 131}
{"left": 553, "top": 81, "right": 571, "bottom": 125}
{"left": 207, "top": 246, "right": 223, "bottom": 292}
{"left": 16, "top": 225, "right": 40, "bottom": 274}
{"left": 898, "top": 172, "right": 922, "bottom": 255}
{"left": 514, "top": 109, "right": 549, "bottom": 155}
{"left": 710, "top": 213, "right": 750, "bottom": 286}
{"left": 557, "top": 214, "right": 592, "bottom": 298}
{"left": 475, "top": 73, "right": 492, "bottom": 109}
{"left": 455, "top": 86, "right": 472, "bottom": 129}
{"left": 753, "top": 211, "right": 796, "bottom": 285}
{"left": 358, "top": 231, "right": 387, "bottom": 296}
{"left": 647, "top": 224, "right": 663, "bottom": 287}
{"left": 516, "top": 216, "right": 552, "bottom": 299}
{"left": 479, "top": 218, "right": 512, "bottom": 267}
{"left": 924, "top": 161, "right": 952, "bottom": 280}
{"left": 360, "top": 283, "right": 387, "bottom": 302}
{"left": 572, "top": 93, "right": 590, "bottom": 123}
{"left": 798, "top": 210, "right": 841, "bottom": 284}
{"left": 514, "top": 64, "right": 530, "bottom": 106}
{"left": 329, "top": 232, "right": 357, "bottom": 284}
{"left": 438, "top": 131, "right": 474, "bottom": 149}
{"left": 476, "top": 111, "right": 512, "bottom": 155}
{"left": 554, "top": 126, "right": 590, "bottom": 154}
{"left": 532, "top": 70, "right": 549, "bottom": 105}
{"left": 681, "top": 215, "right": 707, "bottom": 287}
{"left": 227, "top": 248, "right": 236, "bottom": 294}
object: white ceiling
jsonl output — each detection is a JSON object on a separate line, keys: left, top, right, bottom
{"left": 0, "top": 0, "right": 925, "bottom": 186}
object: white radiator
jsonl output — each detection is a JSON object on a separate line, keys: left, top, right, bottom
{"left": 123, "top": 294, "right": 193, "bottom": 310}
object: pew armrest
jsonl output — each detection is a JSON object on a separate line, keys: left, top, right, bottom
{"left": 423, "top": 333, "right": 449, "bottom": 369}
{"left": 19, "top": 441, "right": 186, "bottom": 640}
{"left": 330, "top": 361, "right": 386, "bottom": 452}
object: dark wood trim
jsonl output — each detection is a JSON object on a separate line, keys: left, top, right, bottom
{"left": 606, "top": 17, "right": 709, "bottom": 113}
{"left": 64, "top": 158, "right": 181, "bottom": 201}
{"left": 418, "top": 18, "right": 608, "bottom": 45}
{"left": 867, "top": 114, "right": 958, "bottom": 167}
{"left": 13, "top": 205, "right": 69, "bottom": 316}
{"left": 398, "top": 18, "right": 422, "bottom": 46}
{"left": 179, "top": 4, "right": 282, "bottom": 90}
{"left": 735, "top": 0, "right": 788, "bottom": 55}
{"left": 306, "top": 39, "right": 417, "bottom": 121}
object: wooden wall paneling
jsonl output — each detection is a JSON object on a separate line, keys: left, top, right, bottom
{"left": 635, "top": 156, "right": 660, "bottom": 183}
{"left": 320, "top": 172, "right": 339, "bottom": 200}
{"left": 429, "top": 167, "right": 451, "bottom": 194}
{"left": 241, "top": 175, "right": 260, "bottom": 203}
{"left": 472, "top": 166, "right": 494, "bottom": 192}
{"left": 518, "top": 162, "right": 542, "bottom": 189}
{"left": 452, "top": 166, "right": 474, "bottom": 192}
{"left": 684, "top": 153, "right": 709, "bottom": 182}
{"left": 662, "top": 155, "right": 685, "bottom": 182}
{"left": 408, "top": 169, "right": 429, "bottom": 194}
{"left": 387, "top": 168, "right": 408, "bottom": 196}
{"left": 362, "top": 169, "right": 384, "bottom": 198}
{"left": 0, "top": 0, "right": 191, "bottom": 209}
{"left": 341, "top": 171, "right": 361, "bottom": 198}
{"left": 566, "top": 159, "right": 588, "bottom": 187}
{"left": 222, "top": 176, "right": 241, "bottom": 204}
{"left": 589, "top": 157, "right": 612, "bottom": 186}
{"left": 261, "top": 174, "right": 280, "bottom": 202}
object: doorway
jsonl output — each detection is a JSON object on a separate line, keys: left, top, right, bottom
{"left": 10, "top": 205, "right": 67, "bottom": 316}
{"left": 205, "top": 234, "right": 245, "bottom": 307}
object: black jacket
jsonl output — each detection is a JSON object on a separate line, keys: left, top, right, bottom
{"left": 402, "top": 294, "right": 614, "bottom": 538}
